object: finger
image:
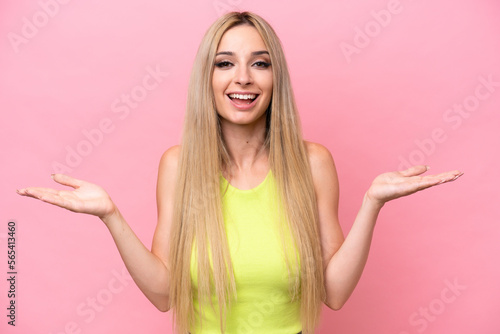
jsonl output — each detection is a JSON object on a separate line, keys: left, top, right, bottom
{"left": 52, "top": 174, "right": 84, "bottom": 189}
{"left": 416, "top": 171, "right": 464, "bottom": 190}
{"left": 16, "top": 188, "right": 28, "bottom": 196}
{"left": 19, "top": 188, "right": 78, "bottom": 211}
{"left": 399, "top": 165, "right": 429, "bottom": 177}
{"left": 17, "top": 188, "right": 56, "bottom": 200}
{"left": 423, "top": 170, "right": 463, "bottom": 182}
{"left": 437, "top": 171, "right": 464, "bottom": 184}
{"left": 16, "top": 188, "right": 39, "bottom": 197}
{"left": 17, "top": 187, "right": 60, "bottom": 197}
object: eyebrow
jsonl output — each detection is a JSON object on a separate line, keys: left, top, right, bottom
{"left": 215, "top": 50, "right": 269, "bottom": 56}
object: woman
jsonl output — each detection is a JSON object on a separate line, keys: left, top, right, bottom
{"left": 17, "top": 11, "right": 462, "bottom": 334}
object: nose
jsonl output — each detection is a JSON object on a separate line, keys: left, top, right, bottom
{"left": 234, "top": 65, "right": 253, "bottom": 86}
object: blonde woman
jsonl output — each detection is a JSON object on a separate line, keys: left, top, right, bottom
{"left": 17, "top": 11, "right": 462, "bottom": 334}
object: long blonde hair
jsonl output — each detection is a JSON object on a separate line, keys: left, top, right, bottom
{"left": 168, "top": 11, "right": 325, "bottom": 334}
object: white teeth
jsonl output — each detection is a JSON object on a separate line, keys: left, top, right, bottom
{"left": 228, "top": 93, "right": 257, "bottom": 100}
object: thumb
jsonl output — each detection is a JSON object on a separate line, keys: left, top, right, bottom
{"left": 399, "top": 165, "right": 430, "bottom": 177}
{"left": 51, "top": 174, "right": 84, "bottom": 189}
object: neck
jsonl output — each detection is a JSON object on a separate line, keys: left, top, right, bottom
{"left": 220, "top": 116, "right": 269, "bottom": 174}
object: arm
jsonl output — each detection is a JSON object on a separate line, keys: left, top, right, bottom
{"left": 322, "top": 191, "right": 381, "bottom": 310}
{"left": 101, "top": 206, "right": 171, "bottom": 311}
{"left": 16, "top": 145, "right": 181, "bottom": 312}
{"left": 305, "top": 142, "right": 463, "bottom": 310}
{"left": 102, "top": 145, "right": 180, "bottom": 311}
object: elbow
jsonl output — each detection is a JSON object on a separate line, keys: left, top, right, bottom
{"left": 330, "top": 302, "right": 344, "bottom": 311}
{"left": 325, "top": 298, "right": 346, "bottom": 311}
{"left": 157, "top": 305, "right": 170, "bottom": 313}
{"left": 150, "top": 296, "right": 171, "bottom": 312}
{"left": 154, "top": 301, "right": 171, "bottom": 312}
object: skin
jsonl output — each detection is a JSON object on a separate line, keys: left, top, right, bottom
{"left": 16, "top": 25, "right": 463, "bottom": 313}
{"left": 212, "top": 24, "right": 273, "bottom": 186}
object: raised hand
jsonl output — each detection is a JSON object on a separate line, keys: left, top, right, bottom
{"left": 16, "top": 174, "right": 116, "bottom": 220}
{"left": 365, "top": 165, "right": 463, "bottom": 208}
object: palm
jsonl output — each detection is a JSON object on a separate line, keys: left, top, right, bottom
{"left": 366, "top": 165, "right": 463, "bottom": 206}
{"left": 17, "top": 174, "right": 115, "bottom": 219}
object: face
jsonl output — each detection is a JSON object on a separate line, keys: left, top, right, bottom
{"left": 212, "top": 24, "right": 273, "bottom": 128}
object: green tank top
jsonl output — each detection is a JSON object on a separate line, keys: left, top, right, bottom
{"left": 189, "top": 169, "right": 302, "bottom": 334}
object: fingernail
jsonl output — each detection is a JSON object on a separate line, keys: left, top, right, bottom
{"left": 426, "top": 165, "right": 430, "bottom": 170}
{"left": 51, "top": 174, "right": 55, "bottom": 179}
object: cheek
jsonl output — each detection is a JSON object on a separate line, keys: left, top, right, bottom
{"left": 211, "top": 78, "right": 226, "bottom": 111}
{"left": 211, "top": 80, "right": 223, "bottom": 107}
{"left": 263, "top": 82, "right": 273, "bottom": 105}
{"left": 212, "top": 72, "right": 230, "bottom": 96}
{"left": 212, "top": 70, "right": 224, "bottom": 87}
{"left": 262, "top": 72, "right": 273, "bottom": 94}
{"left": 211, "top": 76, "right": 220, "bottom": 94}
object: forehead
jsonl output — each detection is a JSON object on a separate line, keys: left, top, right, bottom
{"left": 216, "top": 25, "right": 267, "bottom": 53}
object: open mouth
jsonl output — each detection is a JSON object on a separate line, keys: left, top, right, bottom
{"left": 227, "top": 93, "right": 259, "bottom": 105}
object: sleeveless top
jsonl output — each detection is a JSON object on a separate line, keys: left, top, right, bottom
{"left": 189, "top": 169, "right": 302, "bottom": 334}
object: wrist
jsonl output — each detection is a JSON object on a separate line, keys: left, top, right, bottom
{"left": 100, "top": 205, "right": 120, "bottom": 227}
{"left": 363, "top": 192, "right": 385, "bottom": 212}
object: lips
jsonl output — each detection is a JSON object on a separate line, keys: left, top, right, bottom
{"left": 230, "top": 97, "right": 256, "bottom": 105}
{"left": 228, "top": 93, "right": 258, "bottom": 103}
{"left": 226, "top": 94, "right": 259, "bottom": 110}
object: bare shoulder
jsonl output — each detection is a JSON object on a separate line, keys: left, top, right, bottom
{"left": 152, "top": 145, "right": 181, "bottom": 263}
{"left": 159, "top": 144, "right": 181, "bottom": 171}
{"left": 303, "top": 140, "right": 339, "bottom": 197}
{"left": 155, "top": 144, "right": 181, "bottom": 233}
{"left": 303, "top": 143, "right": 343, "bottom": 270}
{"left": 156, "top": 144, "right": 181, "bottom": 201}
{"left": 304, "top": 140, "right": 336, "bottom": 171}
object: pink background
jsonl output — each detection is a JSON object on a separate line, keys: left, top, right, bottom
{"left": 1, "top": 0, "right": 499, "bottom": 333}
